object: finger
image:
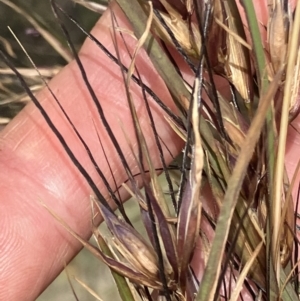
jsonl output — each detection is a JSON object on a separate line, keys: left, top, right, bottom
{"left": 286, "top": 114, "right": 300, "bottom": 201}
{"left": 0, "top": 3, "right": 183, "bottom": 300}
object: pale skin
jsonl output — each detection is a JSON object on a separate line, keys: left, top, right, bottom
{"left": 0, "top": 1, "right": 299, "bottom": 300}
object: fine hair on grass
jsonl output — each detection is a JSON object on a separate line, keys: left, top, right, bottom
{"left": 1, "top": 0, "right": 300, "bottom": 300}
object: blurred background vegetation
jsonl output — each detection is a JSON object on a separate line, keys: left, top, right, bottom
{"left": 0, "top": 0, "right": 100, "bottom": 126}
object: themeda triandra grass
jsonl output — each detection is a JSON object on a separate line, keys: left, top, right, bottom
{"left": 1, "top": 0, "right": 300, "bottom": 300}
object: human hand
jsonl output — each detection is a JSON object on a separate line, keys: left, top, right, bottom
{"left": 0, "top": 3, "right": 184, "bottom": 299}
{"left": 0, "top": 1, "right": 299, "bottom": 300}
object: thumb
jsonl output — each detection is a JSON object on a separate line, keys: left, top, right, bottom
{"left": 0, "top": 3, "right": 183, "bottom": 300}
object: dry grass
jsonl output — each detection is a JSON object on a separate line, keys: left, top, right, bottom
{"left": 1, "top": 0, "right": 300, "bottom": 300}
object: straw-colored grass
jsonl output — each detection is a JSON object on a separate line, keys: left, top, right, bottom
{"left": 1, "top": 0, "right": 300, "bottom": 300}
